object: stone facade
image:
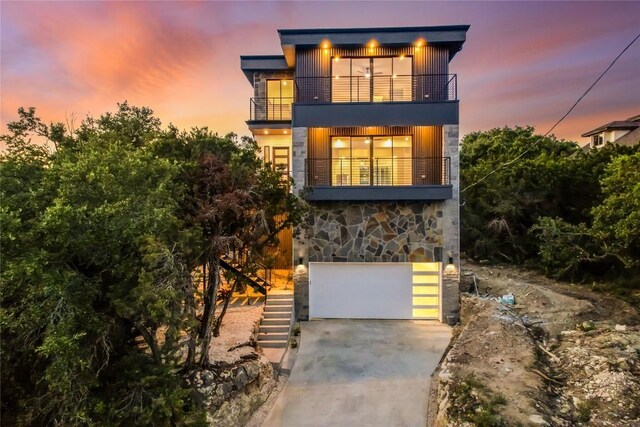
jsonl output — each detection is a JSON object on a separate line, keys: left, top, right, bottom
{"left": 252, "top": 71, "right": 294, "bottom": 99}
{"left": 307, "top": 201, "right": 445, "bottom": 263}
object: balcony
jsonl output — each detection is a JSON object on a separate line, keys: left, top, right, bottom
{"left": 296, "top": 74, "right": 456, "bottom": 103}
{"left": 292, "top": 74, "right": 458, "bottom": 127}
{"left": 248, "top": 97, "right": 293, "bottom": 122}
{"left": 304, "top": 157, "right": 452, "bottom": 201}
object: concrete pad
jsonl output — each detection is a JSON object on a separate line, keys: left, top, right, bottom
{"left": 263, "top": 320, "right": 451, "bottom": 427}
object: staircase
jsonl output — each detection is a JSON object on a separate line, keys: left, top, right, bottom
{"left": 219, "top": 254, "right": 269, "bottom": 295}
{"left": 257, "top": 292, "right": 294, "bottom": 370}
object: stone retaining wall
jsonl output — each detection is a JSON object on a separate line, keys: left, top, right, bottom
{"left": 189, "top": 355, "right": 275, "bottom": 426}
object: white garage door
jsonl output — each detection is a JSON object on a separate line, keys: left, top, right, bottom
{"left": 309, "top": 262, "right": 442, "bottom": 320}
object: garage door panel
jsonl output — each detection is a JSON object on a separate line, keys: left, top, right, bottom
{"left": 309, "top": 262, "right": 441, "bottom": 320}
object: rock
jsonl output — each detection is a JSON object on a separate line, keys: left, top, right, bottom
{"left": 234, "top": 368, "right": 249, "bottom": 389}
{"left": 201, "top": 370, "right": 215, "bottom": 386}
{"left": 528, "top": 414, "right": 548, "bottom": 425}
{"left": 244, "top": 361, "right": 261, "bottom": 382}
{"left": 216, "top": 382, "right": 233, "bottom": 397}
{"left": 615, "top": 324, "right": 627, "bottom": 332}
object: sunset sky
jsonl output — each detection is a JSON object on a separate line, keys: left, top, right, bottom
{"left": 1, "top": 1, "right": 639, "bottom": 145}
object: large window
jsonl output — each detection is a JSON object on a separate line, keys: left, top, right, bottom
{"left": 267, "top": 79, "right": 293, "bottom": 120}
{"left": 331, "top": 135, "right": 412, "bottom": 186}
{"left": 331, "top": 56, "right": 412, "bottom": 103}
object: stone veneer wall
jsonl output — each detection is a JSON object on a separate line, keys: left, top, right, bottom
{"left": 252, "top": 71, "right": 295, "bottom": 99}
{"left": 307, "top": 201, "right": 445, "bottom": 263}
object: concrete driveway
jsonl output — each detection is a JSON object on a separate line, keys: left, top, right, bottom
{"left": 263, "top": 320, "right": 451, "bottom": 427}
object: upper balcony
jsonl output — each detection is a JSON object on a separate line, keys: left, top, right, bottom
{"left": 292, "top": 74, "right": 458, "bottom": 127}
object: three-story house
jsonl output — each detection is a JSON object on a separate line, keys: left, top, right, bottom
{"left": 241, "top": 25, "right": 468, "bottom": 323}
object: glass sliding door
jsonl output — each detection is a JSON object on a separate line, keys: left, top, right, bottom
{"left": 372, "top": 58, "right": 392, "bottom": 102}
{"left": 331, "top": 56, "right": 412, "bottom": 103}
{"left": 332, "top": 135, "right": 412, "bottom": 186}
{"left": 267, "top": 79, "right": 293, "bottom": 119}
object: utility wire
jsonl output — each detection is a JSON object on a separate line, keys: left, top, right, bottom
{"left": 461, "top": 31, "right": 640, "bottom": 193}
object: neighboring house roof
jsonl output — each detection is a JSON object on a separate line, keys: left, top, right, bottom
{"left": 581, "top": 120, "right": 640, "bottom": 137}
{"left": 612, "top": 127, "right": 640, "bottom": 147}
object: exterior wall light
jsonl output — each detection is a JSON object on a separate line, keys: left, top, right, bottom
{"left": 444, "top": 257, "right": 458, "bottom": 278}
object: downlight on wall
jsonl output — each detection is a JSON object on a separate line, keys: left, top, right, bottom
{"left": 444, "top": 256, "right": 458, "bottom": 278}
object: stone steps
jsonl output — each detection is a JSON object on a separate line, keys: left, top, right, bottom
{"left": 257, "top": 291, "right": 294, "bottom": 366}
{"left": 265, "top": 304, "right": 293, "bottom": 312}
{"left": 261, "top": 317, "right": 291, "bottom": 326}
{"left": 259, "top": 325, "right": 290, "bottom": 334}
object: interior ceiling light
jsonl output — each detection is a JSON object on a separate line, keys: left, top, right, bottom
{"left": 365, "top": 139, "right": 370, "bottom": 144}
{"left": 264, "top": 130, "right": 269, "bottom": 134}
{"left": 282, "top": 80, "right": 287, "bottom": 86}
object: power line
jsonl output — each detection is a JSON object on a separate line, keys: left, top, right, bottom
{"left": 461, "top": 31, "right": 640, "bottom": 193}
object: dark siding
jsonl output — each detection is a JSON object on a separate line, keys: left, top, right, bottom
{"left": 296, "top": 46, "right": 449, "bottom": 77}
{"left": 295, "top": 45, "right": 449, "bottom": 103}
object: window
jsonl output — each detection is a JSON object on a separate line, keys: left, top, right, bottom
{"left": 266, "top": 80, "right": 293, "bottom": 120}
{"left": 331, "top": 56, "right": 413, "bottom": 103}
{"left": 331, "top": 135, "right": 412, "bottom": 186}
{"left": 593, "top": 135, "right": 604, "bottom": 146}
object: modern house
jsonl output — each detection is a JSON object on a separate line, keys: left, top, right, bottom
{"left": 581, "top": 114, "right": 640, "bottom": 150}
{"left": 241, "top": 25, "right": 468, "bottom": 323}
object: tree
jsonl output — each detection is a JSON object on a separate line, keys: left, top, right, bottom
{"left": 1, "top": 103, "right": 306, "bottom": 425}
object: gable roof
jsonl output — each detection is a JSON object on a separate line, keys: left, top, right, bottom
{"left": 612, "top": 127, "right": 640, "bottom": 147}
{"left": 581, "top": 120, "right": 640, "bottom": 137}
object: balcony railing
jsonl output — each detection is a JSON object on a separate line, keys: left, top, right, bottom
{"left": 305, "top": 157, "right": 450, "bottom": 187}
{"left": 249, "top": 97, "right": 293, "bottom": 121}
{"left": 295, "top": 74, "right": 456, "bottom": 104}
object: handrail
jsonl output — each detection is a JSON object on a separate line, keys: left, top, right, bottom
{"left": 305, "top": 156, "right": 450, "bottom": 186}
{"left": 249, "top": 97, "right": 294, "bottom": 121}
{"left": 295, "top": 74, "right": 456, "bottom": 103}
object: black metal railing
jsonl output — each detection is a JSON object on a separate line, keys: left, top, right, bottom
{"left": 249, "top": 97, "right": 293, "bottom": 121}
{"left": 305, "top": 157, "right": 450, "bottom": 187}
{"left": 295, "top": 74, "right": 456, "bottom": 104}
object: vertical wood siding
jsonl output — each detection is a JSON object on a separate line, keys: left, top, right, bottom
{"left": 296, "top": 46, "right": 449, "bottom": 102}
{"left": 308, "top": 126, "right": 443, "bottom": 185}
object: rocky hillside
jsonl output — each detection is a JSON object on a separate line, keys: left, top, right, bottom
{"left": 431, "top": 261, "right": 639, "bottom": 426}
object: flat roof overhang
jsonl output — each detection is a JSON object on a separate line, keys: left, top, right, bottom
{"left": 240, "top": 55, "right": 290, "bottom": 83}
{"left": 278, "top": 25, "right": 470, "bottom": 66}
{"left": 304, "top": 185, "right": 453, "bottom": 201}
{"left": 292, "top": 101, "right": 459, "bottom": 127}
{"left": 246, "top": 121, "right": 292, "bottom": 135}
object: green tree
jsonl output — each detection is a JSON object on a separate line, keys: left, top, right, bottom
{"left": 1, "top": 103, "right": 306, "bottom": 425}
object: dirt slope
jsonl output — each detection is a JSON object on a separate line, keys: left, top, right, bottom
{"left": 431, "top": 261, "right": 640, "bottom": 427}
